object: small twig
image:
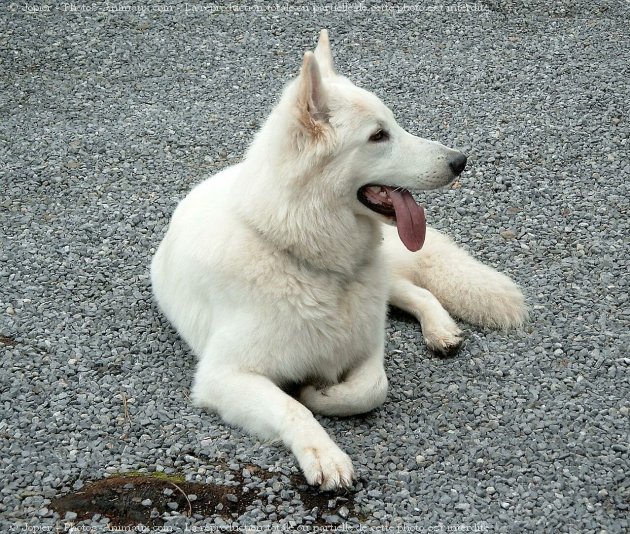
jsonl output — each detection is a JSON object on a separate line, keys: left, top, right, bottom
{"left": 167, "top": 481, "right": 193, "bottom": 517}
{"left": 118, "top": 392, "right": 131, "bottom": 423}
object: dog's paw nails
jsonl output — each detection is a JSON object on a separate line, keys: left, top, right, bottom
{"left": 424, "top": 324, "right": 464, "bottom": 356}
{"left": 297, "top": 444, "right": 355, "bottom": 491}
{"left": 434, "top": 336, "right": 464, "bottom": 356}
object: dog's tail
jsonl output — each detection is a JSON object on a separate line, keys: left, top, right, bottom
{"left": 386, "top": 227, "right": 528, "bottom": 329}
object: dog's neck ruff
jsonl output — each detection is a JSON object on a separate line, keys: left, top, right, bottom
{"left": 243, "top": 212, "right": 381, "bottom": 281}
{"left": 281, "top": 243, "right": 372, "bottom": 286}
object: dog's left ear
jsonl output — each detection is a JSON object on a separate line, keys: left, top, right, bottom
{"left": 295, "top": 51, "right": 329, "bottom": 136}
{"left": 314, "top": 29, "right": 336, "bottom": 78}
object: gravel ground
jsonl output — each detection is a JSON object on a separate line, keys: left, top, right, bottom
{"left": 1, "top": 1, "right": 628, "bottom": 532}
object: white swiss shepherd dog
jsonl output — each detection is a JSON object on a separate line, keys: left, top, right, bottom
{"left": 151, "top": 30, "right": 527, "bottom": 490}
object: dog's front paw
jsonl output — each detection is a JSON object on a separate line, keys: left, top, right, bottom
{"left": 294, "top": 440, "right": 355, "bottom": 490}
{"left": 423, "top": 318, "right": 464, "bottom": 356}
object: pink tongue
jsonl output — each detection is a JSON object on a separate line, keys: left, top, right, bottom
{"left": 386, "top": 188, "right": 426, "bottom": 252}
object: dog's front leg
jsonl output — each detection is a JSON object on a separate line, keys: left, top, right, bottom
{"left": 300, "top": 349, "right": 388, "bottom": 417}
{"left": 390, "top": 276, "right": 463, "bottom": 355}
{"left": 192, "top": 361, "right": 354, "bottom": 490}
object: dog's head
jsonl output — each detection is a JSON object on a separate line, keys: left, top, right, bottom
{"left": 265, "top": 30, "right": 467, "bottom": 252}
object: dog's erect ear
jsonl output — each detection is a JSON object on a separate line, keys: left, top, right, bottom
{"left": 295, "top": 51, "right": 329, "bottom": 136}
{"left": 314, "top": 29, "right": 335, "bottom": 77}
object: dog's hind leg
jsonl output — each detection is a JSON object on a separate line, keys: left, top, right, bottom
{"left": 389, "top": 277, "right": 464, "bottom": 355}
{"left": 384, "top": 226, "right": 528, "bottom": 330}
{"left": 192, "top": 356, "right": 354, "bottom": 490}
{"left": 299, "top": 350, "right": 388, "bottom": 417}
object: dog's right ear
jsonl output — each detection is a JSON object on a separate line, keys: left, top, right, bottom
{"left": 295, "top": 51, "right": 329, "bottom": 138}
{"left": 314, "top": 29, "right": 335, "bottom": 77}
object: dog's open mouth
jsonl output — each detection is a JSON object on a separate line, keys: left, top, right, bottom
{"left": 358, "top": 185, "right": 426, "bottom": 252}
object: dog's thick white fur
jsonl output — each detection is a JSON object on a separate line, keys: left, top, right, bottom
{"left": 151, "top": 31, "right": 527, "bottom": 490}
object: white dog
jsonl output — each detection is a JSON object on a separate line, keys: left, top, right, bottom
{"left": 151, "top": 30, "right": 527, "bottom": 490}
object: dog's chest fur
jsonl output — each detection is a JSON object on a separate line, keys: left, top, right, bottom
{"left": 219, "top": 228, "right": 389, "bottom": 384}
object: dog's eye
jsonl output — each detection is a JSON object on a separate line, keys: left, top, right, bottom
{"left": 369, "top": 129, "right": 389, "bottom": 143}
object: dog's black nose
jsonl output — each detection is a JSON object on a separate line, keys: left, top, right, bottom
{"left": 449, "top": 153, "right": 467, "bottom": 175}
